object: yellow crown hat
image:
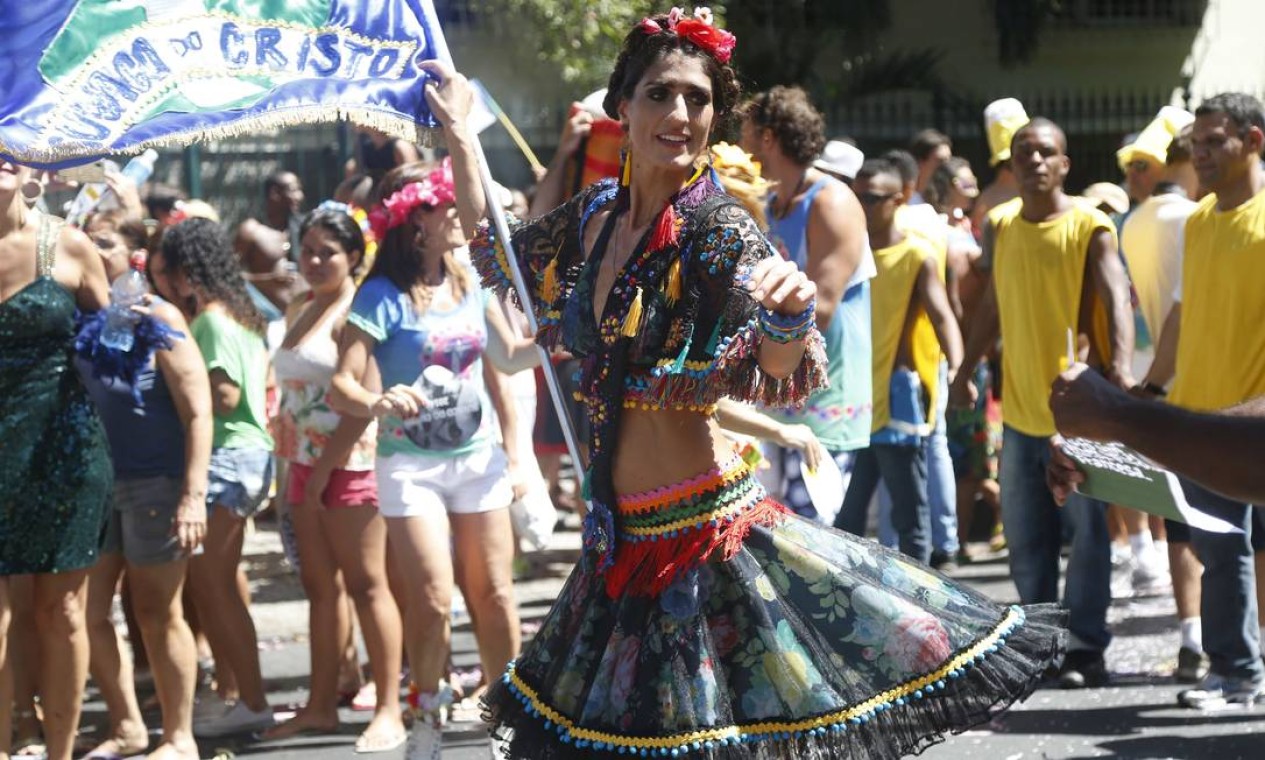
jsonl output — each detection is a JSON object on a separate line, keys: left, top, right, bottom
{"left": 1117, "top": 105, "right": 1195, "bottom": 172}
{"left": 984, "top": 98, "right": 1030, "bottom": 167}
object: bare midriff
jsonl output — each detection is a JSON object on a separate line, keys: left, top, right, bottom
{"left": 611, "top": 407, "right": 735, "bottom": 496}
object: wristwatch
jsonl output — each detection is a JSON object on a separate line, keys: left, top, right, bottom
{"left": 1137, "top": 381, "right": 1167, "bottom": 398}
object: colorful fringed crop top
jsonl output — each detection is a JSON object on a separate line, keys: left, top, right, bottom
{"left": 470, "top": 174, "right": 828, "bottom": 415}
{"left": 471, "top": 171, "right": 828, "bottom": 577}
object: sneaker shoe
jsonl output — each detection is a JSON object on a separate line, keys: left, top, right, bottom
{"left": 1131, "top": 556, "right": 1172, "bottom": 597}
{"left": 929, "top": 550, "right": 957, "bottom": 572}
{"left": 192, "top": 692, "right": 234, "bottom": 724}
{"left": 193, "top": 701, "right": 275, "bottom": 738}
{"left": 1111, "top": 544, "right": 1132, "bottom": 569}
{"left": 1174, "top": 647, "right": 1209, "bottom": 684}
{"left": 1057, "top": 650, "right": 1110, "bottom": 689}
{"left": 1177, "top": 673, "right": 1265, "bottom": 709}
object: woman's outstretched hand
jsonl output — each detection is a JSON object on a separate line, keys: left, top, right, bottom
{"left": 419, "top": 59, "right": 473, "bottom": 129}
{"left": 746, "top": 256, "right": 816, "bottom": 316}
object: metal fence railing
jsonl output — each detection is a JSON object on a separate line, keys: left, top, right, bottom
{"left": 74, "top": 85, "right": 1261, "bottom": 229}
{"left": 150, "top": 124, "right": 348, "bottom": 232}
{"left": 825, "top": 88, "right": 1183, "bottom": 192}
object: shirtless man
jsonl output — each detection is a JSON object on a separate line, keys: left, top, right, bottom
{"left": 234, "top": 169, "right": 305, "bottom": 316}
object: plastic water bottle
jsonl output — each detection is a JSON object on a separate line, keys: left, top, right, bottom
{"left": 98, "top": 149, "right": 159, "bottom": 212}
{"left": 66, "top": 149, "right": 159, "bottom": 223}
{"left": 100, "top": 253, "right": 149, "bottom": 352}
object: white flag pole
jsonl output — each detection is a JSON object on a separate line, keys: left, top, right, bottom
{"left": 422, "top": 2, "right": 590, "bottom": 507}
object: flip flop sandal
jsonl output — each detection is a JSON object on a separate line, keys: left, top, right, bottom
{"left": 350, "top": 682, "right": 378, "bottom": 712}
{"left": 353, "top": 728, "right": 407, "bottom": 754}
{"left": 12, "top": 738, "right": 47, "bottom": 760}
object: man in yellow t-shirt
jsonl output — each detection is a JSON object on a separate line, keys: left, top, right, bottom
{"left": 1138, "top": 92, "right": 1265, "bottom": 708}
{"left": 951, "top": 118, "right": 1136, "bottom": 690}
{"left": 835, "top": 159, "right": 963, "bottom": 564}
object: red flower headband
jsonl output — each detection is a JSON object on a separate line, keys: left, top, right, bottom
{"left": 368, "top": 157, "right": 456, "bottom": 240}
{"left": 639, "top": 7, "right": 736, "bottom": 65}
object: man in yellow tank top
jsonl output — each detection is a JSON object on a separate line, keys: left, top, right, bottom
{"left": 1136, "top": 93, "right": 1265, "bottom": 708}
{"left": 950, "top": 118, "right": 1137, "bottom": 689}
{"left": 835, "top": 159, "right": 963, "bottom": 564}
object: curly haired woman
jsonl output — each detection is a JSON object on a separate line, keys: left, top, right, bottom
{"left": 149, "top": 219, "right": 276, "bottom": 738}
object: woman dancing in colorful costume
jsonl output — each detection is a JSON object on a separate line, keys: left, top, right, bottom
{"left": 427, "top": 9, "right": 1065, "bottom": 758}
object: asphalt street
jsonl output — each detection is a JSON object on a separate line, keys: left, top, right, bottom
{"left": 75, "top": 516, "right": 1265, "bottom": 760}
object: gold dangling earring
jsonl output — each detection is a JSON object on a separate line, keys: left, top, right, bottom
{"left": 620, "top": 148, "right": 632, "bottom": 188}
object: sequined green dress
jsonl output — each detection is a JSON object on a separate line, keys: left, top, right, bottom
{"left": 0, "top": 214, "right": 112, "bottom": 574}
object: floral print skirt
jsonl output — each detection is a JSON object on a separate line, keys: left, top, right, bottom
{"left": 484, "top": 460, "right": 1065, "bottom": 759}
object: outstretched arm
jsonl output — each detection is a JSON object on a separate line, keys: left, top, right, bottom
{"left": 483, "top": 301, "right": 542, "bottom": 374}
{"left": 715, "top": 398, "right": 826, "bottom": 472}
{"left": 1049, "top": 365, "right": 1265, "bottom": 505}
{"left": 420, "top": 60, "right": 486, "bottom": 237}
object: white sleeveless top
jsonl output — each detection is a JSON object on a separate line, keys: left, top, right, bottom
{"left": 273, "top": 294, "right": 376, "bottom": 469}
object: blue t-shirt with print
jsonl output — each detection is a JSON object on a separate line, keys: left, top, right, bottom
{"left": 349, "top": 275, "right": 493, "bottom": 458}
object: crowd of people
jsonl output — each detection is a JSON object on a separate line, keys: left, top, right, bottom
{"left": 2, "top": 7, "right": 1265, "bottom": 760}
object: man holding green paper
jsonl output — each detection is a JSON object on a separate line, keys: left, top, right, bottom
{"left": 1117, "top": 92, "right": 1265, "bottom": 709}
{"left": 1050, "top": 365, "right": 1265, "bottom": 507}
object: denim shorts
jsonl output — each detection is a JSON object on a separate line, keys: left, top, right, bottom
{"left": 207, "top": 447, "right": 274, "bottom": 518}
{"left": 102, "top": 476, "right": 187, "bottom": 565}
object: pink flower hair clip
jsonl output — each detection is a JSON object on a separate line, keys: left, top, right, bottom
{"left": 638, "top": 6, "right": 736, "bottom": 65}
{"left": 367, "top": 157, "right": 457, "bottom": 240}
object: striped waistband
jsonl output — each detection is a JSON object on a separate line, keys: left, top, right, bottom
{"left": 615, "top": 455, "right": 766, "bottom": 542}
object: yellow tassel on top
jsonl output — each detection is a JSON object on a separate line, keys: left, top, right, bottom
{"left": 620, "top": 149, "right": 632, "bottom": 187}
{"left": 664, "top": 258, "right": 682, "bottom": 305}
{"left": 622, "top": 287, "right": 644, "bottom": 338}
{"left": 541, "top": 255, "right": 560, "bottom": 302}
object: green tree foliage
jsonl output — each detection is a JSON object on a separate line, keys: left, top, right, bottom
{"left": 469, "top": 1, "right": 951, "bottom": 106}
{"left": 471, "top": 0, "right": 663, "bottom": 90}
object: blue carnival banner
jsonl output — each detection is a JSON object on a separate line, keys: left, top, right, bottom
{"left": 0, "top": 0, "right": 447, "bottom": 168}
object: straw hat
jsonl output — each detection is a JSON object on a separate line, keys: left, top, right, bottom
{"left": 984, "top": 98, "right": 1030, "bottom": 167}
{"left": 1080, "top": 183, "right": 1130, "bottom": 216}
{"left": 813, "top": 140, "right": 865, "bottom": 181}
{"left": 1117, "top": 105, "right": 1195, "bottom": 172}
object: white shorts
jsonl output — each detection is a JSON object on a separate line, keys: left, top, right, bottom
{"left": 376, "top": 446, "right": 513, "bottom": 518}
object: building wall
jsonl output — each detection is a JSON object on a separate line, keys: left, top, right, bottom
{"left": 883, "top": 0, "right": 1201, "bottom": 96}
{"left": 1181, "top": 0, "right": 1265, "bottom": 97}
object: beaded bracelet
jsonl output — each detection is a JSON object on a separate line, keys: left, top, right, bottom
{"left": 758, "top": 299, "right": 816, "bottom": 343}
